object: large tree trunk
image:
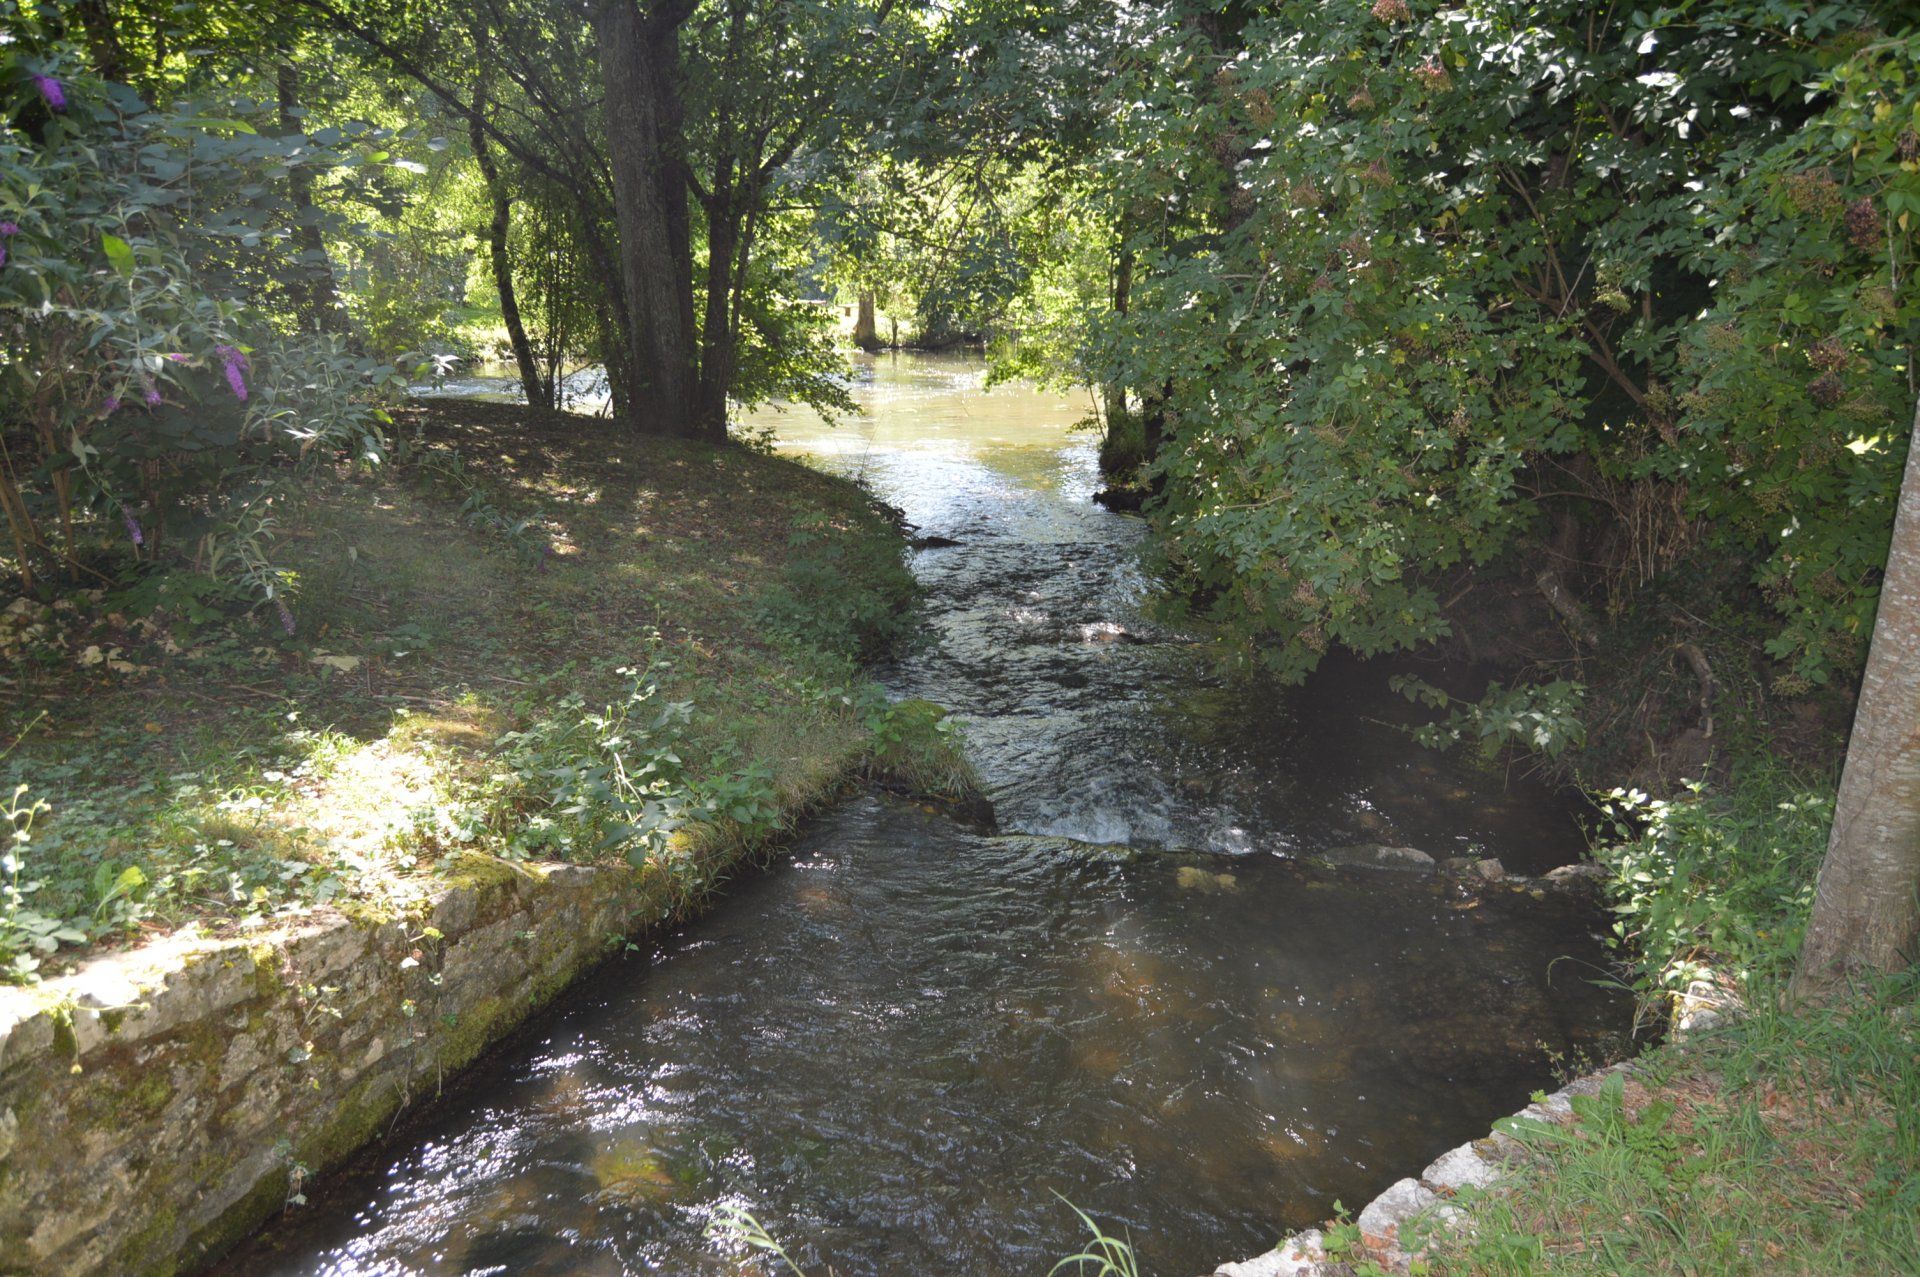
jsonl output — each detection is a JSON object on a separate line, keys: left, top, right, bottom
{"left": 595, "top": 0, "right": 700, "bottom": 438}
{"left": 469, "top": 94, "right": 550, "bottom": 409}
{"left": 277, "top": 65, "right": 348, "bottom": 336}
{"left": 852, "top": 291, "right": 882, "bottom": 352}
{"left": 1794, "top": 397, "right": 1920, "bottom": 996}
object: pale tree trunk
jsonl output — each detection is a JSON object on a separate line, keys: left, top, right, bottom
{"left": 1794, "top": 396, "right": 1920, "bottom": 996}
{"left": 853, "top": 291, "right": 882, "bottom": 352}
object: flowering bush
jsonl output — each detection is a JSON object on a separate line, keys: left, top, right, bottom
{"left": 0, "top": 10, "right": 406, "bottom": 622}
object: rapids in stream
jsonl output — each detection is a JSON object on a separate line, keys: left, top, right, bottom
{"left": 221, "top": 355, "right": 1629, "bottom": 1276}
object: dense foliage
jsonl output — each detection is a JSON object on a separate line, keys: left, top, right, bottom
{"left": 1, "top": 5, "right": 405, "bottom": 614}
{"left": 1059, "top": 1, "right": 1920, "bottom": 696}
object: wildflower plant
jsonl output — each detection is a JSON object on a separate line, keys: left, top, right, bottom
{"left": 0, "top": 6, "right": 411, "bottom": 620}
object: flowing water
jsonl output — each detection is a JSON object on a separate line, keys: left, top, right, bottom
{"left": 223, "top": 356, "right": 1629, "bottom": 1276}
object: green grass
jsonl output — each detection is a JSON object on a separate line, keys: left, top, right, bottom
{"left": 1423, "top": 763, "right": 1920, "bottom": 1276}
{"left": 1, "top": 400, "right": 921, "bottom": 982}
{"left": 864, "top": 697, "right": 982, "bottom": 800}
{"left": 1431, "top": 979, "right": 1920, "bottom": 1276}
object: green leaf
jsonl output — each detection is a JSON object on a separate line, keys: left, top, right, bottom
{"left": 101, "top": 232, "right": 134, "bottom": 278}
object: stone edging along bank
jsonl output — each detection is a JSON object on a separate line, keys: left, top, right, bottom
{"left": 1209, "top": 1061, "right": 1637, "bottom": 1277}
{"left": 0, "top": 801, "right": 845, "bottom": 1277}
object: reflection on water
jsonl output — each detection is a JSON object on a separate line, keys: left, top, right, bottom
{"left": 222, "top": 355, "right": 1628, "bottom": 1276}
{"left": 412, "top": 364, "right": 615, "bottom": 415}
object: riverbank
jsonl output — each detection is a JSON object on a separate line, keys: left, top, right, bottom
{"left": 2, "top": 399, "right": 942, "bottom": 978}
{"left": 1221, "top": 983, "right": 1918, "bottom": 1277}
{"left": 1420, "top": 762, "right": 1920, "bottom": 1277}
{"left": 0, "top": 399, "right": 967, "bottom": 1274}
{"left": 1214, "top": 764, "right": 1920, "bottom": 1277}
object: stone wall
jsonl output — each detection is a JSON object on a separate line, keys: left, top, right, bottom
{"left": 0, "top": 852, "right": 692, "bottom": 1276}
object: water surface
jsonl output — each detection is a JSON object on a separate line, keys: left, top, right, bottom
{"left": 222, "top": 355, "right": 1627, "bottom": 1276}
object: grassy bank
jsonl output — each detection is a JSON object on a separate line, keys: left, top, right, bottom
{"left": 1, "top": 400, "right": 965, "bottom": 984}
{"left": 1418, "top": 765, "right": 1920, "bottom": 1276}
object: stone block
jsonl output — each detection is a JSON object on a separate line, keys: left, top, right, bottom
{"left": 1422, "top": 1141, "right": 1504, "bottom": 1192}
{"left": 1358, "top": 1177, "right": 1438, "bottom": 1247}
{"left": 1213, "top": 1229, "right": 1326, "bottom": 1277}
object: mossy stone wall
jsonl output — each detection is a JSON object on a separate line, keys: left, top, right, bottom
{"left": 0, "top": 857, "right": 674, "bottom": 1276}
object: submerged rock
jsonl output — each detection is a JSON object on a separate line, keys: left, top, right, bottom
{"left": 1318, "top": 843, "right": 1436, "bottom": 874}
{"left": 1175, "top": 865, "right": 1238, "bottom": 893}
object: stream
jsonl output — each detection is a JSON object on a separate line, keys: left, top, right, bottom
{"left": 221, "top": 355, "right": 1630, "bottom": 1276}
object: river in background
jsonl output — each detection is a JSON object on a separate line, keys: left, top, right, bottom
{"left": 221, "top": 354, "right": 1629, "bottom": 1276}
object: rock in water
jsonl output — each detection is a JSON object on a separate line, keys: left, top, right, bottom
{"left": 1318, "top": 843, "right": 1437, "bottom": 874}
{"left": 1176, "top": 865, "right": 1239, "bottom": 892}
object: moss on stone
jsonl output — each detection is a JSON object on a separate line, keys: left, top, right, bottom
{"left": 176, "top": 1156, "right": 295, "bottom": 1277}
{"left": 337, "top": 897, "right": 400, "bottom": 927}
{"left": 111, "top": 1201, "right": 183, "bottom": 1277}
{"left": 434, "top": 993, "right": 514, "bottom": 1075}
{"left": 441, "top": 851, "right": 533, "bottom": 894}
{"left": 246, "top": 944, "right": 285, "bottom": 999}
{"left": 295, "top": 1069, "right": 403, "bottom": 1171}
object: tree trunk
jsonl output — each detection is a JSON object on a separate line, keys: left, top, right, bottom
{"left": 1794, "top": 397, "right": 1920, "bottom": 995}
{"left": 853, "top": 291, "right": 882, "bottom": 352}
{"left": 594, "top": 0, "right": 700, "bottom": 438}
{"left": 1101, "top": 242, "right": 1133, "bottom": 432}
{"left": 72, "top": 0, "right": 130, "bottom": 82}
{"left": 277, "top": 65, "right": 348, "bottom": 336}
{"left": 469, "top": 93, "right": 550, "bottom": 409}
{"left": 692, "top": 174, "right": 741, "bottom": 443}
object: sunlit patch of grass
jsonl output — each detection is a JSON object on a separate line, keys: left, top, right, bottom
{"left": 2, "top": 399, "right": 919, "bottom": 980}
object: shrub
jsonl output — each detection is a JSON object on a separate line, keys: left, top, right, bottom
{"left": 0, "top": 9, "right": 407, "bottom": 618}
{"left": 1593, "top": 767, "right": 1834, "bottom": 998}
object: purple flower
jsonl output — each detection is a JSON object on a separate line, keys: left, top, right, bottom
{"left": 0, "top": 221, "right": 15, "bottom": 269}
{"left": 122, "top": 510, "right": 144, "bottom": 547}
{"left": 143, "top": 384, "right": 161, "bottom": 407}
{"left": 275, "top": 599, "right": 295, "bottom": 635}
{"left": 163, "top": 352, "right": 189, "bottom": 362}
{"left": 216, "top": 344, "right": 249, "bottom": 402}
{"left": 103, "top": 396, "right": 121, "bottom": 414}
{"left": 32, "top": 76, "right": 66, "bottom": 112}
